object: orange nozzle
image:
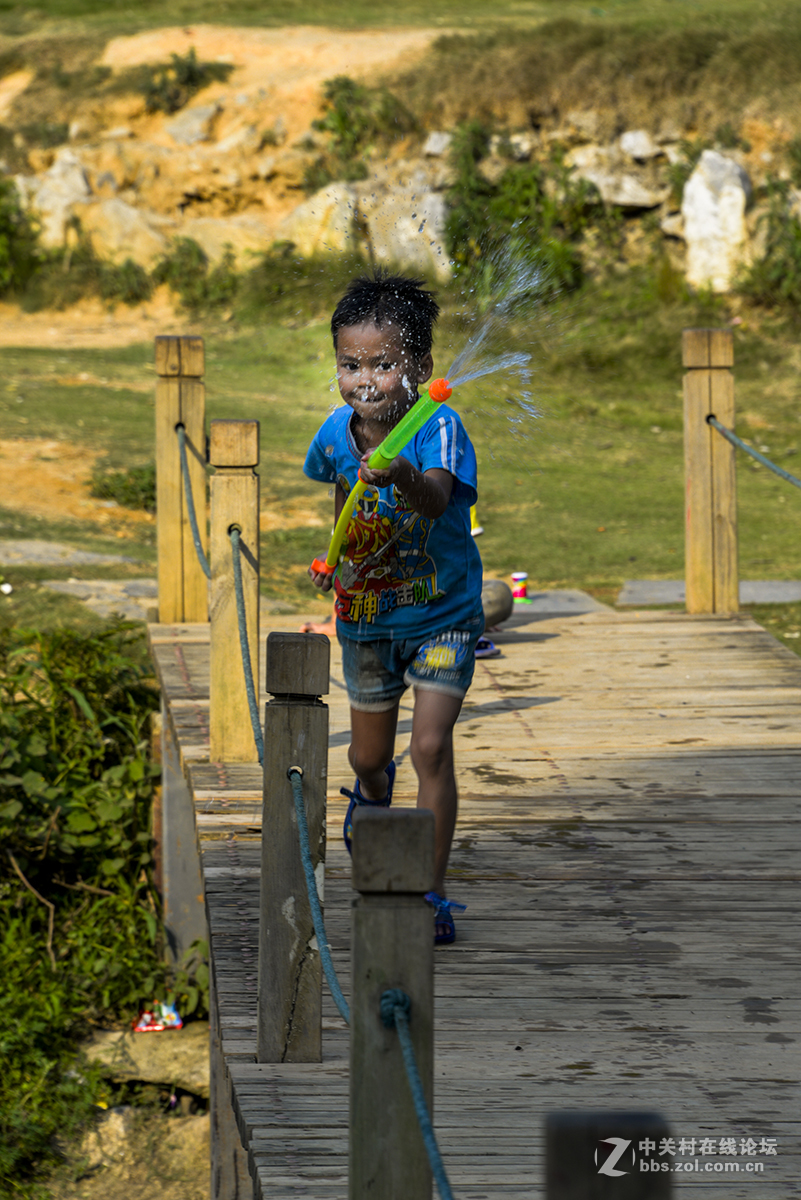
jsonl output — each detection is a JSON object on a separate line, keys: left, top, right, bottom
{"left": 428, "top": 378, "right": 452, "bottom": 403}
{"left": 310, "top": 557, "right": 335, "bottom": 576}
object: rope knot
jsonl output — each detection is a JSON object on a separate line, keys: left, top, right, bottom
{"left": 380, "top": 987, "right": 411, "bottom": 1029}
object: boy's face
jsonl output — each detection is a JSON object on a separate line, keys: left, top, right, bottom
{"left": 336, "top": 320, "right": 433, "bottom": 426}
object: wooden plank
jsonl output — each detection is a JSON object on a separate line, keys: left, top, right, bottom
{"left": 710, "top": 364, "right": 738, "bottom": 614}
{"left": 180, "top": 376, "right": 209, "bottom": 623}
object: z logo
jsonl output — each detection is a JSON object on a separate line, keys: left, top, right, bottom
{"left": 595, "top": 1137, "right": 632, "bottom": 1176}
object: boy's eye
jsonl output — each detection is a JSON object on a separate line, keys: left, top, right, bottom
{"left": 379, "top": 362, "right": 394, "bottom": 371}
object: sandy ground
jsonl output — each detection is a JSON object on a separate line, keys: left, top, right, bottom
{"left": 0, "top": 291, "right": 186, "bottom": 350}
{"left": 0, "top": 437, "right": 156, "bottom": 534}
{"left": 100, "top": 24, "right": 438, "bottom": 150}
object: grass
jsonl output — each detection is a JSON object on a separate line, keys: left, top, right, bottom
{"left": 1, "top": 266, "right": 801, "bottom": 623}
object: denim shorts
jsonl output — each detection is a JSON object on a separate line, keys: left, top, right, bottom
{"left": 340, "top": 627, "right": 482, "bottom": 712}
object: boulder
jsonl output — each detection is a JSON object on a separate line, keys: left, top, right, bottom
{"left": 165, "top": 103, "right": 220, "bottom": 146}
{"left": 278, "top": 182, "right": 358, "bottom": 257}
{"left": 179, "top": 213, "right": 275, "bottom": 265}
{"left": 565, "top": 145, "right": 668, "bottom": 208}
{"left": 81, "top": 1021, "right": 210, "bottom": 1097}
{"left": 79, "top": 1106, "right": 135, "bottom": 1168}
{"left": 80, "top": 198, "right": 168, "bottom": 266}
{"left": 660, "top": 212, "right": 685, "bottom": 239}
{"left": 422, "top": 131, "right": 452, "bottom": 157}
{"left": 356, "top": 186, "right": 451, "bottom": 280}
{"left": 682, "top": 149, "right": 752, "bottom": 292}
{"left": 482, "top": 579, "right": 513, "bottom": 631}
{"left": 619, "top": 130, "right": 662, "bottom": 161}
{"left": 16, "top": 148, "right": 91, "bottom": 247}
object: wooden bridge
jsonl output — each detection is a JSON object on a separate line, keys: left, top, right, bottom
{"left": 150, "top": 602, "right": 800, "bottom": 1198}
{"left": 147, "top": 330, "right": 799, "bottom": 1198}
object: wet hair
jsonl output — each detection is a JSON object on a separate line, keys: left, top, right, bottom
{"left": 331, "top": 270, "right": 440, "bottom": 362}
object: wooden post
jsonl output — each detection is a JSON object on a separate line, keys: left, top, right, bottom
{"left": 257, "top": 633, "right": 330, "bottom": 1063}
{"left": 349, "top": 808, "right": 435, "bottom": 1200}
{"left": 209, "top": 420, "right": 260, "bottom": 763}
{"left": 155, "top": 335, "right": 208, "bottom": 624}
{"left": 683, "top": 328, "right": 738, "bottom": 614}
{"left": 545, "top": 1111, "right": 672, "bottom": 1197}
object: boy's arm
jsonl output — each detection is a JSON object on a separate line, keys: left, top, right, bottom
{"left": 359, "top": 456, "right": 453, "bottom": 518}
{"left": 309, "top": 481, "right": 346, "bottom": 591}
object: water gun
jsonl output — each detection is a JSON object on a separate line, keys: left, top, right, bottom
{"left": 310, "top": 377, "right": 453, "bottom": 577}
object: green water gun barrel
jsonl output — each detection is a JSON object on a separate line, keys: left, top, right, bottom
{"left": 310, "top": 377, "right": 453, "bottom": 576}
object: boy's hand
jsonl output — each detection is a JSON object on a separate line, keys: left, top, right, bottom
{"left": 309, "top": 563, "right": 334, "bottom": 591}
{"left": 359, "top": 451, "right": 403, "bottom": 489}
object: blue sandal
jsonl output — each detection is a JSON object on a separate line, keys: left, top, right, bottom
{"left": 341, "top": 760, "right": 396, "bottom": 856}
{"left": 425, "top": 891, "right": 467, "bottom": 945}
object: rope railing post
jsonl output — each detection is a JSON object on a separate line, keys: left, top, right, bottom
{"left": 350, "top": 807, "right": 436, "bottom": 1199}
{"left": 209, "top": 419, "right": 260, "bottom": 762}
{"left": 155, "top": 335, "right": 208, "bottom": 623}
{"left": 682, "top": 328, "right": 738, "bottom": 614}
{"left": 258, "top": 632, "right": 330, "bottom": 1063}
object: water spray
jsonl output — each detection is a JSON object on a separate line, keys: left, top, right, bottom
{"left": 310, "top": 377, "right": 453, "bottom": 577}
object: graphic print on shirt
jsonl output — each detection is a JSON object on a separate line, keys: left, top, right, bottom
{"left": 334, "top": 476, "right": 443, "bottom": 625}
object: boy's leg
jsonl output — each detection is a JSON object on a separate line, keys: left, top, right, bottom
{"left": 348, "top": 703, "right": 400, "bottom": 800}
{"left": 409, "top": 688, "right": 463, "bottom": 896}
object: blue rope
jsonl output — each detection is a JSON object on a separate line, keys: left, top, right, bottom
{"left": 229, "top": 527, "right": 264, "bottom": 765}
{"left": 708, "top": 416, "right": 801, "bottom": 491}
{"left": 176, "top": 425, "right": 211, "bottom": 579}
{"left": 287, "top": 768, "right": 350, "bottom": 1025}
{"left": 381, "top": 989, "right": 455, "bottom": 1200}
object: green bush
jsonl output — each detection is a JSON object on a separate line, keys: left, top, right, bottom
{"left": 20, "top": 235, "right": 152, "bottom": 312}
{"left": 152, "top": 238, "right": 238, "bottom": 314}
{"left": 737, "top": 179, "right": 801, "bottom": 312}
{"left": 90, "top": 462, "right": 156, "bottom": 512}
{"left": 305, "top": 74, "right": 416, "bottom": 189}
{"left": 142, "top": 47, "right": 233, "bottom": 115}
{"left": 0, "top": 177, "right": 42, "bottom": 295}
{"left": 445, "top": 120, "right": 594, "bottom": 298}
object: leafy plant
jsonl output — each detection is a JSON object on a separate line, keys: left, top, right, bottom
{"left": 737, "top": 178, "right": 801, "bottom": 313}
{"left": 152, "top": 238, "right": 238, "bottom": 314}
{"left": 444, "top": 120, "right": 593, "bottom": 298}
{"left": 20, "top": 234, "right": 152, "bottom": 312}
{"left": 0, "top": 177, "right": 42, "bottom": 295}
{"left": 90, "top": 462, "right": 156, "bottom": 512}
{"left": 0, "top": 622, "right": 166, "bottom": 1190}
{"left": 305, "top": 74, "right": 415, "bottom": 190}
{"left": 666, "top": 137, "right": 707, "bottom": 207}
{"left": 142, "top": 47, "right": 233, "bottom": 115}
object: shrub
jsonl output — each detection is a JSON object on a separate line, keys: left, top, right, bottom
{"left": 737, "top": 179, "right": 801, "bottom": 312}
{"left": 90, "top": 462, "right": 156, "bottom": 512}
{"left": 305, "top": 75, "right": 416, "bottom": 190}
{"left": 0, "top": 177, "right": 42, "bottom": 295}
{"left": 445, "top": 120, "right": 594, "bottom": 298}
{"left": 152, "top": 238, "right": 238, "bottom": 314}
{"left": 142, "top": 47, "right": 233, "bottom": 115}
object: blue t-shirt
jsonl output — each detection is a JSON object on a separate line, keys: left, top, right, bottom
{"left": 304, "top": 404, "right": 484, "bottom": 642}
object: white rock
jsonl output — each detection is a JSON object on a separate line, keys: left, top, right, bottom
{"left": 566, "top": 146, "right": 667, "bottom": 207}
{"left": 422, "top": 131, "right": 452, "bottom": 158}
{"left": 489, "top": 132, "right": 535, "bottom": 161}
{"left": 165, "top": 104, "right": 219, "bottom": 146}
{"left": 80, "top": 198, "right": 167, "bottom": 266}
{"left": 789, "top": 188, "right": 801, "bottom": 221}
{"left": 620, "top": 129, "right": 662, "bottom": 161}
{"left": 180, "top": 214, "right": 275, "bottom": 265}
{"left": 682, "top": 149, "right": 752, "bottom": 292}
{"left": 357, "top": 187, "right": 450, "bottom": 280}
{"left": 82, "top": 1022, "right": 210, "bottom": 1097}
{"left": 215, "top": 124, "right": 261, "bottom": 155}
{"left": 661, "top": 212, "right": 685, "bottom": 239}
{"left": 278, "top": 182, "right": 358, "bottom": 257}
{"left": 80, "top": 1106, "right": 135, "bottom": 1168}
{"left": 103, "top": 126, "right": 133, "bottom": 140}
{"left": 18, "top": 149, "right": 91, "bottom": 247}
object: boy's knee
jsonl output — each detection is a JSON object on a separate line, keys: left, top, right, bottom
{"left": 410, "top": 728, "right": 452, "bottom": 775}
{"left": 349, "top": 744, "right": 393, "bottom": 779}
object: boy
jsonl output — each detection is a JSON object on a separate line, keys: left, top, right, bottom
{"left": 304, "top": 272, "right": 483, "bottom": 944}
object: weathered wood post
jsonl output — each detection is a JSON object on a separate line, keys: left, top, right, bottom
{"left": 683, "top": 328, "right": 738, "bottom": 614}
{"left": 350, "top": 807, "right": 436, "bottom": 1200}
{"left": 155, "top": 335, "right": 208, "bottom": 624}
{"left": 209, "top": 419, "right": 260, "bottom": 763}
{"left": 258, "top": 633, "right": 329, "bottom": 1062}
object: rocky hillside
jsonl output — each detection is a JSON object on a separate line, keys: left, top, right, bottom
{"left": 4, "top": 22, "right": 801, "bottom": 298}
